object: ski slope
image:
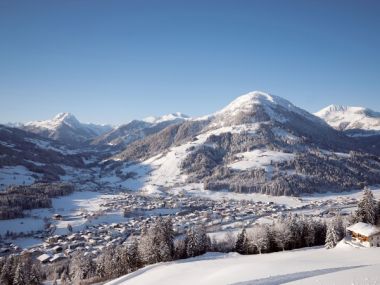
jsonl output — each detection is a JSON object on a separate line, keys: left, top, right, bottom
{"left": 105, "top": 243, "right": 380, "bottom": 285}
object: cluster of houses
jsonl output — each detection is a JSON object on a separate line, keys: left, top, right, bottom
{"left": 0, "top": 193, "right": 296, "bottom": 262}
{"left": 2, "top": 190, "right": 380, "bottom": 265}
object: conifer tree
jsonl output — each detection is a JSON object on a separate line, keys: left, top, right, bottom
{"left": 325, "top": 222, "right": 338, "bottom": 249}
{"left": 356, "top": 187, "right": 376, "bottom": 225}
{"left": 235, "top": 228, "right": 249, "bottom": 254}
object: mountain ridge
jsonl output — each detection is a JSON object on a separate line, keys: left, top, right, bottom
{"left": 315, "top": 104, "right": 380, "bottom": 135}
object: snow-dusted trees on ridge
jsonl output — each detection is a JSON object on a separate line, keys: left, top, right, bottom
{"left": 185, "top": 226, "right": 211, "bottom": 258}
{"left": 138, "top": 217, "right": 174, "bottom": 264}
{"left": 232, "top": 215, "right": 327, "bottom": 255}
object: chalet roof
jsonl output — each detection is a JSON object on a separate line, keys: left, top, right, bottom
{"left": 347, "top": 222, "right": 380, "bottom": 237}
{"left": 37, "top": 253, "right": 52, "bottom": 262}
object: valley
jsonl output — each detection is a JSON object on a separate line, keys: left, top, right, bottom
{"left": 1, "top": 91, "right": 380, "bottom": 284}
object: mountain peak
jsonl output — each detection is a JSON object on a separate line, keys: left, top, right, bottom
{"left": 53, "top": 112, "right": 76, "bottom": 121}
{"left": 211, "top": 91, "right": 319, "bottom": 126}
{"left": 218, "top": 91, "right": 290, "bottom": 113}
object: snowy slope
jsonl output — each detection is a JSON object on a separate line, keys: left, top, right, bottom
{"left": 105, "top": 246, "right": 380, "bottom": 285}
{"left": 205, "top": 91, "right": 326, "bottom": 128}
{"left": 0, "top": 124, "right": 87, "bottom": 189}
{"left": 315, "top": 105, "right": 380, "bottom": 135}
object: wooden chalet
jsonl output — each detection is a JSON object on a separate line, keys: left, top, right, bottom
{"left": 347, "top": 222, "right": 380, "bottom": 247}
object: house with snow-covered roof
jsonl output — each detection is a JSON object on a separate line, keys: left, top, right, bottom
{"left": 347, "top": 222, "right": 380, "bottom": 247}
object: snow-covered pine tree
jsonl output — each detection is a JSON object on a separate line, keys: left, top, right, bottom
{"left": 70, "top": 252, "right": 96, "bottom": 282}
{"left": 138, "top": 217, "right": 175, "bottom": 264}
{"left": 127, "top": 237, "right": 142, "bottom": 272}
{"left": 249, "top": 226, "right": 269, "bottom": 254}
{"left": 325, "top": 222, "right": 338, "bottom": 249}
{"left": 13, "top": 261, "right": 29, "bottom": 285}
{"left": 185, "top": 226, "right": 210, "bottom": 258}
{"left": 333, "top": 212, "right": 345, "bottom": 240}
{"left": 274, "top": 221, "right": 292, "bottom": 251}
{"left": 60, "top": 268, "right": 70, "bottom": 285}
{"left": 185, "top": 228, "right": 197, "bottom": 258}
{"left": 355, "top": 187, "right": 377, "bottom": 225}
{"left": 28, "top": 262, "right": 42, "bottom": 285}
{"left": 376, "top": 200, "right": 380, "bottom": 225}
{"left": 304, "top": 217, "right": 316, "bottom": 247}
{"left": 0, "top": 256, "right": 14, "bottom": 285}
{"left": 174, "top": 238, "right": 188, "bottom": 259}
{"left": 235, "top": 228, "right": 250, "bottom": 254}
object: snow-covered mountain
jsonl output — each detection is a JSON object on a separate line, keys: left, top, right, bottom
{"left": 315, "top": 105, "right": 380, "bottom": 136}
{"left": 0, "top": 124, "right": 87, "bottom": 190}
{"left": 23, "top": 112, "right": 112, "bottom": 145}
{"left": 102, "top": 91, "right": 380, "bottom": 196}
{"left": 92, "top": 112, "right": 189, "bottom": 147}
{"left": 211, "top": 91, "right": 323, "bottom": 126}
{"left": 143, "top": 112, "right": 189, "bottom": 124}
{"left": 4, "top": 91, "right": 380, "bottom": 196}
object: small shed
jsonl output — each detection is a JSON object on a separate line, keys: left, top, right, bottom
{"left": 347, "top": 222, "right": 380, "bottom": 247}
{"left": 52, "top": 214, "right": 63, "bottom": 220}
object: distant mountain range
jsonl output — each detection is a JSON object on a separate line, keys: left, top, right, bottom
{"left": 315, "top": 105, "right": 380, "bottom": 136}
{"left": 91, "top": 112, "right": 189, "bottom": 148}
{"left": 1, "top": 91, "right": 380, "bottom": 195}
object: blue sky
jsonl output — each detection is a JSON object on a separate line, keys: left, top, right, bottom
{"left": 0, "top": 0, "right": 379, "bottom": 125}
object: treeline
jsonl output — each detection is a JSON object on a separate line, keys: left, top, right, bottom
{"left": 51, "top": 214, "right": 335, "bottom": 285}
{"left": 0, "top": 183, "right": 74, "bottom": 219}
{"left": 0, "top": 253, "right": 43, "bottom": 285}
{"left": 234, "top": 214, "right": 334, "bottom": 255}
{"left": 50, "top": 217, "right": 211, "bottom": 284}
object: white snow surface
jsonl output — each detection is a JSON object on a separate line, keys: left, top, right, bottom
{"left": 212, "top": 91, "right": 321, "bottom": 125}
{"left": 0, "top": 166, "right": 40, "bottom": 190}
{"left": 105, "top": 246, "right": 380, "bottom": 285}
{"left": 228, "top": 149, "right": 294, "bottom": 171}
{"left": 315, "top": 105, "right": 380, "bottom": 132}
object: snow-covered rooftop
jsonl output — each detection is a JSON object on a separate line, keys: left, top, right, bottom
{"left": 347, "top": 222, "right": 380, "bottom": 237}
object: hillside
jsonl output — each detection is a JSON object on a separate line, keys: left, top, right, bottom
{"left": 101, "top": 91, "right": 380, "bottom": 196}
{"left": 105, "top": 245, "right": 380, "bottom": 285}
{"left": 0, "top": 124, "right": 96, "bottom": 190}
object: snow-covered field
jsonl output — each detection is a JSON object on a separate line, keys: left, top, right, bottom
{"left": 228, "top": 149, "right": 294, "bottom": 171}
{"left": 106, "top": 243, "right": 380, "bottom": 285}
{"left": 0, "top": 165, "right": 40, "bottom": 190}
{"left": 0, "top": 191, "right": 116, "bottom": 237}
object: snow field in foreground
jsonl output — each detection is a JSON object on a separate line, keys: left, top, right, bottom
{"left": 105, "top": 244, "right": 380, "bottom": 285}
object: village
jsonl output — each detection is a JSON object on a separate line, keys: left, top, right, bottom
{"left": 0, "top": 188, "right": 366, "bottom": 265}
